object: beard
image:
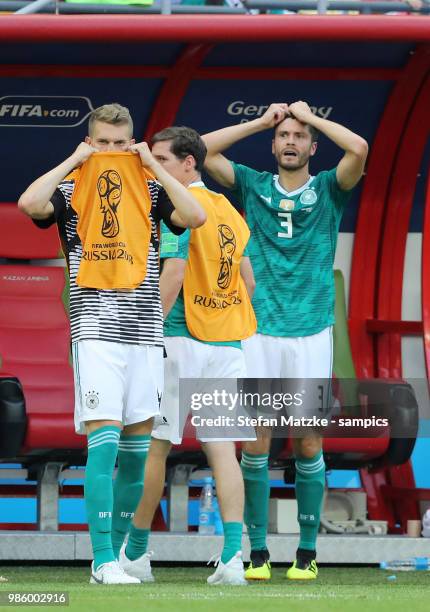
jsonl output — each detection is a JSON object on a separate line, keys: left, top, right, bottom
{"left": 276, "top": 150, "right": 311, "bottom": 171}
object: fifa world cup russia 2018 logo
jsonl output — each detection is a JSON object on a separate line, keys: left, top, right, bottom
{"left": 97, "top": 170, "right": 122, "bottom": 238}
{"left": 217, "top": 224, "right": 236, "bottom": 289}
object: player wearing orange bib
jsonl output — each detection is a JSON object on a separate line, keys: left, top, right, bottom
{"left": 18, "top": 105, "right": 206, "bottom": 585}
{"left": 119, "top": 127, "right": 256, "bottom": 586}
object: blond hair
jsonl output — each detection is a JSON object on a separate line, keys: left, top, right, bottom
{"left": 88, "top": 103, "right": 133, "bottom": 137}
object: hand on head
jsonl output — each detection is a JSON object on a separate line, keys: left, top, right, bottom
{"left": 260, "top": 103, "right": 290, "bottom": 129}
{"left": 287, "top": 101, "right": 314, "bottom": 124}
{"left": 260, "top": 101, "right": 315, "bottom": 130}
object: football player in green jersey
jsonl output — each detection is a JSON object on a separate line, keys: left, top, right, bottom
{"left": 203, "top": 101, "right": 368, "bottom": 581}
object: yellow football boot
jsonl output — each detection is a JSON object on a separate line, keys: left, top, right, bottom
{"left": 245, "top": 549, "right": 271, "bottom": 581}
{"left": 286, "top": 559, "right": 318, "bottom": 580}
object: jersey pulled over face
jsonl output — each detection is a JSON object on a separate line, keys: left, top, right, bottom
{"left": 231, "top": 163, "right": 351, "bottom": 337}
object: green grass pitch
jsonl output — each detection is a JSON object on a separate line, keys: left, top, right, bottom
{"left": 1, "top": 565, "right": 430, "bottom": 612}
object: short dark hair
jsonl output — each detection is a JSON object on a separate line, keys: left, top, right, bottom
{"left": 274, "top": 116, "right": 319, "bottom": 143}
{"left": 307, "top": 124, "right": 319, "bottom": 143}
{"left": 151, "top": 126, "right": 207, "bottom": 173}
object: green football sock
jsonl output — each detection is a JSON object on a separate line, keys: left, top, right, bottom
{"left": 85, "top": 425, "right": 121, "bottom": 571}
{"left": 295, "top": 450, "right": 326, "bottom": 551}
{"left": 241, "top": 452, "right": 269, "bottom": 552}
{"left": 111, "top": 434, "right": 151, "bottom": 558}
{"left": 125, "top": 524, "right": 150, "bottom": 561}
{"left": 221, "top": 522, "right": 243, "bottom": 564}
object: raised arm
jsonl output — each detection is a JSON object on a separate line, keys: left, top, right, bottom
{"left": 129, "top": 142, "right": 206, "bottom": 228}
{"left": 18, "top": 142, "right": 96, "bottom": 219}
{"left": 288, "top": 101, "right": 368, "bottom": 191}
{"left": 202, "top": 103, "right": 289, "bottom": 188}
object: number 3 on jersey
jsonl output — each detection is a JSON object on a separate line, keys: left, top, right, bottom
{"left": 278, "top": 211, "right": 292, "bottom": 239}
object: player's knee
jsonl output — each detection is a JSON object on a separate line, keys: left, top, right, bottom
{"left": 123, "top": 418, "right": 153, "bottom": 436}
{"left": 242, "top": 438, "right": 270, "bottom": 455}
{"left": 148, "top": 438, "right": 171, "bottom": 460}
{"left": 295, "top": 437, "right": 322, "bottom": 459}
{"left": 202, "top": 440, "right": 236, "bottom": 462}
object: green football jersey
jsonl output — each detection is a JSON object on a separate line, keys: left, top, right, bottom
{"left": 231, "top": 162, "right": 351, "bottom": 337}
{"left": 160, "top": 222, "right": 241, "bottom": 349}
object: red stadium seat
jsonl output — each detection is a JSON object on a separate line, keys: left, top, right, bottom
{"left": 0, "top": 204, "right": 82, "bottom": 460}
{"left": 1, "top": 202, "right": 61, "bottom": 260}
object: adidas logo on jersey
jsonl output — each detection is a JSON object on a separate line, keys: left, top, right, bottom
{"left": 259, "top": 195, "right": 271, "bottom": 204}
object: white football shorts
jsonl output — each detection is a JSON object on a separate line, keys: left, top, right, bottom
{"left": 242, "top": 327, "right": 333, "bottom": 418}
{"left": 152, "top": 336, "right": 255, "bottom": 444}
{"left": 73, "top": 339, "right": 164, "bottom": 434}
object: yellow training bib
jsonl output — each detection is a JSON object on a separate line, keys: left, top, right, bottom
{"left": 71, "top": 152, "right": 153, "bottom": 290}
{"left": 183, "top": 186, "right": 256, "bottom": 341}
